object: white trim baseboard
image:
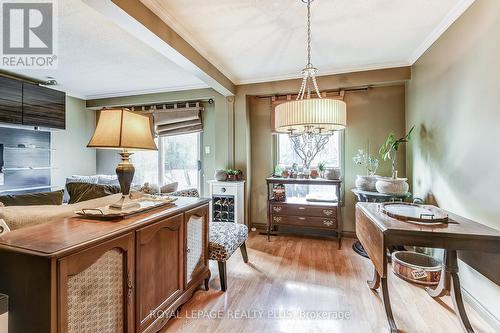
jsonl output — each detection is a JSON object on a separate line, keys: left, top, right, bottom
{"left": 462, "top": 287, "right": 500, "bottom": 331}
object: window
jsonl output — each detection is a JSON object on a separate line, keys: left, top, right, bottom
{"left": 160, "top": 133, "right": 201, "bottom": 191}
{"left": 276, "top": 131, "right": 342, "bottom": 169}
{"left": 131, "top": 132, "right": 201, "bottom": 192}
{"left": 275, "top": 131, "right": 344, "bottom": 202}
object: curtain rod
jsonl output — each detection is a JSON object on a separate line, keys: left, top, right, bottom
{"left": 255, "top": 86, "right": 370, "bottom": 99}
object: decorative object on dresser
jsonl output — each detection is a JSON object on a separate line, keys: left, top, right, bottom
{"left": 0, "top": 197, "right": 210, "bottom": 333}
{"left": 209, "top": 180, "right": 245, "bottom": 224}
{"left": 376, "top": 126, "right": 414, "bottom": 195}
{"left": 323, "top": 167, "right": 341, "bottom": 180}
{"left": 356, "top": 202, "right": 500, "bottom": 333}
{"left": 0, "top": 75, "right": 65, "bottom": 129}
{"left": 87, "top": 108, "right": 158, "bottom": 210}
{"left": 267, "top": 177, "right": 342, "bottom": 248}
{"left": 208, "top": 222, "right": 249, "bottom": 291}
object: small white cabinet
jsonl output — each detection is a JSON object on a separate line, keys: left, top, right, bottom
{"left": 208, "top": 180, "right": 245, "bottom": 224}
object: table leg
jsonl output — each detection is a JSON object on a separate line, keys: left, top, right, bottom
{"left": 367, "top": 267, "right": 380, "bottom": 290}
{"left": 367, "top": 268, "right": 398, "bottom": 333}
{"left": 381, "top": 277, "right": 398, "bottom": 333}
{"left": 426, "top": 250, "right": 474, "bottom": 333}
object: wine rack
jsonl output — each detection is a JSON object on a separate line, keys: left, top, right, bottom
{"left": 212, "top": 195, "right": 235, "bottom": 222}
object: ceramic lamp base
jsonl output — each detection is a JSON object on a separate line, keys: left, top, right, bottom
{"left": 109, "top": 195, "right": 141, "bottom": 211}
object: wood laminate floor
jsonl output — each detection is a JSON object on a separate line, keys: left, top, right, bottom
{"left": 164, "top": 233, "right": 495, "bottom": 333}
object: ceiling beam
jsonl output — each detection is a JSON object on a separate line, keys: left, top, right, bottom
{"left": 83, "top": 0, "right": 235, "bottom": 97}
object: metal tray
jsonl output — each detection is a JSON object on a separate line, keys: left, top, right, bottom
{"left": 75, "top": 196, "right": 177, "bottom": 220}
{"left": 379, "top": 202, "right": 449, "bottom": 224}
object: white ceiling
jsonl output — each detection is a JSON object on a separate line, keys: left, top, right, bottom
{"left": 141, "top": 0, "right": 474, "bottom": 84}
{"left": 5, "top": 0, "right": 208, "bottom": 99}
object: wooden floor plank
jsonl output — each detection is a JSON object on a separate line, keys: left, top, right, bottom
{"left": 163, "top": 233, "right": 494, "bottom": 333}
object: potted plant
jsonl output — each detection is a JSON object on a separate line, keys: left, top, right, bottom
{"left": 353, "top": 147, "right": 379, "bottom": 191}
{"left": 226, "top": 169, "right": 238, "bottom": 181}
{"left": 376, "top": 126, "right": 414, "bottom": 195}
{"left": 318, "top": 162, "right": 326, "bottom": 178}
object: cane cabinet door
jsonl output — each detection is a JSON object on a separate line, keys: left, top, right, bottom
{"left": 184, "top": 204, "right": 209, "bottom": 288}
{"left": 58, "top": 233, "right": 135, "bottom": 333}
{"left": 136, "top": 214, "right": 184, "bottom": 332}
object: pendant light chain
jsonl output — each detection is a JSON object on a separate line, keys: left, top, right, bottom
{"left": 306, "top": 0, "right": 312, "bottom": 67}
{"left": 297, "top": 0, "right": 321, "bottom": 101}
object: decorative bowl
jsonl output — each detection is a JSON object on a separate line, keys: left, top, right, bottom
{"left": 375, "top": 177, "right": 409, "bottom": 195}
{"left": 391, "top": 251, "right": 441, "bottom": 286}
{"left": 325, "top": 168, "right": 341, "bottom": 180}
{"left": 355, "top": 175, "right": 379, "bottom": 191}
{"left": 214, "top": 169, "right": 228, "bottom": 181}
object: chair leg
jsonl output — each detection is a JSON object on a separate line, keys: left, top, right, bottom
{"left": 240, "top": 242, "right": 249, "bottom": 263}
{"left": 204, "top": 277, "right": 210, "bottom": 291}
{"left": 218, "top": 261, "right": 227, "bottom": 292}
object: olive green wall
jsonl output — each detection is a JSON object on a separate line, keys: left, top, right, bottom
{"left": 86, "top": 88, "right": 234, "bottom": 197}
{"left": 248, "top": 85, "right": 406, "bottom": 232}
{"left": 51, "top": 96, "right": 96, "bottom": 188}
{"left": 406, "top": 0, "right": 500, "bottom": 327}
{"left": 235, "top": 67, "right": 410, "bottom": 227}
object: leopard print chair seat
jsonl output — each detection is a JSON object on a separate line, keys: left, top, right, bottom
{"left": 208, "top": 222, "right": 249, "bottom": 291}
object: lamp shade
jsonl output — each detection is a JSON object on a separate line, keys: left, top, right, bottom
{"left": 274, "top": 98, "right": 347, "bottom": 134}
{"left": 87, "top": 108, "right": 158, "bottom": 150}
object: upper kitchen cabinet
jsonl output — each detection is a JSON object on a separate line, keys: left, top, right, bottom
{"left": 22, "top": 82, "right": 66, "bottom": 129}
{"left": 0, "top": 76, "right": 23, "bottom": 124}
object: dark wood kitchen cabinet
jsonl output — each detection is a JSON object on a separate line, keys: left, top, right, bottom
{"left": 0, "top": 76, "right": 23, "bottom": 124}
{"left": 22, "top": 82, "right": 66, "bottom": 129}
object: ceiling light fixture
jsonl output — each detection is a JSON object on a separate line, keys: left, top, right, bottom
{"left": 274, "top": 0, "right": 347, "bottom": 136}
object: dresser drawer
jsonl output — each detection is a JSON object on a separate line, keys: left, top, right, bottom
{"left": 270, "top": 204, "right": 336, "bottom": 218}
{"left": 271, "top": 214, "right": 337, "bottom": 229}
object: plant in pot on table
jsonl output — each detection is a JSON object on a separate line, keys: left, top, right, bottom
{"left": 353, "top": 147, "right": 380, "bottom": 191}
{"left": 376, "top": 126, "right": 415, "bottom": 195}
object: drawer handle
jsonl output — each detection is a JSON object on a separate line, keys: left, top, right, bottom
{"left": 323, "top": 209, "right": 333, "bottom": 216}
{"left": 273, "top": 206, "right": 283, "bottom": 212}
{"left": 273, "top": 216, "right": 282, "bottom": 222}
{"left": 298, "top": 217, "right": 306, "bottom": 220}
{"left": 298, "top": 207, "right": 306, "bottom": 210}
{"left": 186, "top": 248, "right": 191, "bottom": 254}
{"left": 323, "top": 220, "right": 334, "bottom": 226}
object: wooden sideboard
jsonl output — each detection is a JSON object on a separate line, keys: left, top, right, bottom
{"left": 266, "top": 177, "right": 343, "bottom": 248}
{"left": 0, "top": 197, "right": 210, "bottom": 333}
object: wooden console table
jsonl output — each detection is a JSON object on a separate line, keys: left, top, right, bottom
{"left": 267, "top": 177, "right": 342, "bottom": 248}
{"left": 351, "top": 189, "right": 411, "bottom": 257}
{"left": 356, "top": 202, "right": 500, "bottom": 333}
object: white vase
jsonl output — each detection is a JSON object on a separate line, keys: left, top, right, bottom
{"left": 355, "top": 175, "right": 379, "bottom": 191}
{"left": 375, "top": 177, "right": 409, "bottom": 195}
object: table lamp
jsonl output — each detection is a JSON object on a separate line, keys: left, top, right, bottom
{"left": 87, "top": 108, "right": 157, "bottom": 210}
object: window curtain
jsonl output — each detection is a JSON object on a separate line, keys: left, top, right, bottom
{"left": 153, "top": 107, "right": 203, "bottom": 137}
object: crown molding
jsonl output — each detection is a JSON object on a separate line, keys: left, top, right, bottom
{"left": 408, "top": 0, "right": 475, "bottom": 64}
{"left": 234, "top": 61, "right": 411, "bottom": 85}
{"left": 84, "top": 83, "right": 209, "bottom": 100}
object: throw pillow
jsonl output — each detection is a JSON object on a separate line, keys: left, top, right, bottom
{"left": 66, "top": 182, "right": 121, "bottom": 204}
{"left": 0, "top": 190, "right": 65, "bottom": 206}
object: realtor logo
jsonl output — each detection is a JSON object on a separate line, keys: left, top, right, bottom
{"left": 1, "top": 0, "right": 58, "bottom": 68}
